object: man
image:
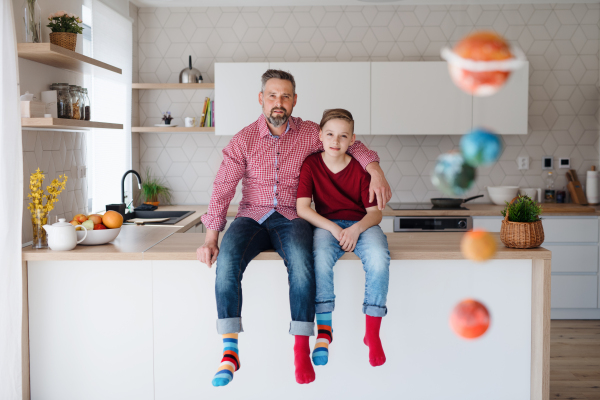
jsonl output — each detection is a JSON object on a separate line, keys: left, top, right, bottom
{"left": 196, "top": 69, "right": 391, "bottom": 386}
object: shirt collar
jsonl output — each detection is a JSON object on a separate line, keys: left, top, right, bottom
{"left": 258, "top": 114, "right": 297, "bottom": 138}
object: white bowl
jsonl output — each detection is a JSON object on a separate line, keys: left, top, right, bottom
{"left": 76, "top": 227, "right": 121, "bottom": 245}
{"left": 486, "top": 186, "right": 520, "bottom": 205}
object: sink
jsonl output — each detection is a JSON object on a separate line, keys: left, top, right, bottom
{"left": 123, "top": 210, "right": 195, "bottom": 225}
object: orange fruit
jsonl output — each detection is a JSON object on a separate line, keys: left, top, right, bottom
{"left": 449, "top": 299, "right": 490, "bottom": 339}
{"left": 102, "top": 210, "right": 123, "bottom": 229}
{"left": 461, "top": 229, "right": 497, "bottom": 262}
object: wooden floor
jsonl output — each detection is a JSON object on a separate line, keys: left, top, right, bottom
{"left": 551, "top": 320, "right": 600, "bottom": 400}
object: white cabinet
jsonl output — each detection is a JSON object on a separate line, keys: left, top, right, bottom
{"left": 269, "top": 62, "right": 371, "bottom": 135}
{"left": 371, "top": 62, "right": 473, "bottom": 135}
{"left": 472, "top": 63, "right": 529, "bottom": 135}
{"left": 551, "top": 275, "right": 598, "bottom": 308}
{"left": 215, "top": 62, "right": 268, "bottom": 136}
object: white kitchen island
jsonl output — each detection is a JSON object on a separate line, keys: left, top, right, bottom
{"left": 22, "top": 230, "right": 550, "bottom": 400}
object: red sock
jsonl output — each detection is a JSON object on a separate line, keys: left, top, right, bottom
{"left": 363, "top": 315, "right": 386, "bottom": 367}
{"left": 294, "top": 335, "right": 315, "bottom": 384}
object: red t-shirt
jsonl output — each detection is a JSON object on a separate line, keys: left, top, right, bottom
{"left": 297, "top": 153, "right": 377, "bottom": 221}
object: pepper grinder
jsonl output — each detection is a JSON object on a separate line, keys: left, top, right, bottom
{"left": 587, "top": 166, "right": 599, "bottom": 205}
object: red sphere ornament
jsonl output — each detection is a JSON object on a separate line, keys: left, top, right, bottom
{"left": 449, "top": 298, "right": 490, "bottom": 339}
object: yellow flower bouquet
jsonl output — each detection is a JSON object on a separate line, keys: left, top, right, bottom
{"left": 28, "top": 168, "right": 67, "bottom": 249}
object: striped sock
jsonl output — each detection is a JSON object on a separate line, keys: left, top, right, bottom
{"left": 312, "top": 312, "right": 332, "bottom": 366}
{"left": 212, "top": 333, "right": 240, "bottom": 387}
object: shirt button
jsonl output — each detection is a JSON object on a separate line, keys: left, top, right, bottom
{"left": 276, "top": 193, "right": 278, "bottom": 196}
{"left": 277, "top": 168, "right": 279, "bottom": 171}
{"left": 277, "top": 152, "right": 280, "bottom": 155}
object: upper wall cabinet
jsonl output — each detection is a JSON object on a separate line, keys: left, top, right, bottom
{"left": 472, "top": 62, "right": 529, "bottom": 135}
{"left": 269, "top": 62, "right": 371, "bottom": 135}
{"left": 371, "top": 62, "right": 473, "bottom": 135}
{"left": 215, "top": 62, "right": 268, "bottom": 136}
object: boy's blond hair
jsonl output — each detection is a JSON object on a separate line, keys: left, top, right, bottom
{"left": 319, "top": 108, "right": 354, "bottom": 134}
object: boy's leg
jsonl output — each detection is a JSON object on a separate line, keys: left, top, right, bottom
{"left": 267, "top": 214, "right": 316, "bottom": 384}
{"left": 312, "top": 225, "right": 344, "bottom": 366}
{"left": 212, "top": 217, "right": 272, "bottom": 387}
{"left": 354, "top": 225, "right": 390, "bottom": 367}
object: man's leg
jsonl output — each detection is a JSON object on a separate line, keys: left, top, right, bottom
{"left": 212, "top": 217, "right": 272, "bottom": 387}
{"left": 267, "top": 213, "right": 316, "bottom": 384}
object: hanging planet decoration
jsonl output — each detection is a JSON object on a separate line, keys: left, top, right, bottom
{"left": 431, "top": 152, "right": 476, "bottom": 196}
{"left": 440, "top": 31, "right": 526, "bottom": 96}
{"left": 449, "top": 299, "right": 491, "bottom": 339}
{"left": 461, "top": 229, "right": 497, "bottom": 262}
{"left": 460, "top": 128, "right": 503, "bottom": 167}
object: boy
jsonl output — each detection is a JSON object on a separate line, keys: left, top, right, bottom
{"left": 296, "top": 109, "right": 391, "bottom": 368}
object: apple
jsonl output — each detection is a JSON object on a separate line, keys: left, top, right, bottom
{"left": 81, "top": 220, "right": 94, "bottom": 231}
{"left": 74, "top": 214, "right": 87, "bottom": 223}
{"left": 88, "top": 215, "right": 103, "bottom": 225}
{"left": 69, "top": 220, "right": 80, "bottom": 226}
{"left": 94, "top": 223, "right": 107, "bottom": 230}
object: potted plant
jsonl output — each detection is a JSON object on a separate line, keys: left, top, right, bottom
{"left": 162, "top": 111, "right": 173, "bottom": 125}
{"left": 47, "top": 11, "right": 83, "bottom": 51}
{"left": 141, "top": 167, "right": 172, "bottom": 206}
{"left": 500, "top": 195, "right": 544, "bottom": 249}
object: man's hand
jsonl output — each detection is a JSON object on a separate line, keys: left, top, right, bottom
{"left": 330, "top": 224, "right": 343, "bottom": 242}
{"left": 366, "top": 162, "right": 392, "bottom": 210}
{"left": 338, "top": 224, "right": 361, "bottom": 252}
{"left": 196, "top": 229, "right": 220, "bottom": 267}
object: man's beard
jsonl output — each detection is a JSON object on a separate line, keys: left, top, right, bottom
{"left": 265, "top": 107, "right": 289, "bottom": 128}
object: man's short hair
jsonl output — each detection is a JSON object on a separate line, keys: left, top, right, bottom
{"left": 261, "top": 69, "right": 296, "bottom": 95}
{"left": 319, "top": 108, "right": 355, "bottom": 134}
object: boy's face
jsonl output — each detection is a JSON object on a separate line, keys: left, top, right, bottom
{"left": 319, "top": 119, "right": 355, "bottom": 158}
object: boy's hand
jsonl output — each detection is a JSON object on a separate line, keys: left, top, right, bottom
{"left": 339, "top": 225, "right": 361, "bottom": 252}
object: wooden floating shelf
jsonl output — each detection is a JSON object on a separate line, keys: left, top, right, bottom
{"left": 132, "top": 127, "right": 214, "bottom": 133}
{"left": 17, "top": 43, "right": 122, "bottom": 76}
{"left": 22, "top": 118, "right": 123, "bottom": 131}
{"left": 132, "top": 83, "right": 214, "bottom": 90}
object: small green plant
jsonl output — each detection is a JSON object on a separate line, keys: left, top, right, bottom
{"left": 46, "top": 11, "right": 84, "bottom": 34}
{"left": 141, "top": 167, "right": 172, "bottom": 204}
{"left": 501, "top": 195, "right": 542, "bottom": 223}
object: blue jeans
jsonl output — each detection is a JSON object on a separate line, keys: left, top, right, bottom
{"left": 314, "top": 220, "right": 390, "bottom": 317}
{"left": 215, "top": 212, "right": 315, "bottom": 336}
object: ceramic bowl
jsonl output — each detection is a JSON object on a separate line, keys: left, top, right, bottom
{"left": 76, "top": 227, "right": 121, "bottom": 245}
{"left": 486, "top": 186, "right": 519, "bottom": 205}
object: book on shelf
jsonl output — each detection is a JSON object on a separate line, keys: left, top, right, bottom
{"left": 199, "top": 97, "right": 210, "bottom": 127}
{"left": 211, "top": 100, "right": 214, "bottom": 127}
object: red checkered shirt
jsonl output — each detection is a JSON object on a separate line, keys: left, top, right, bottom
{"left": 201, "top": 114, "right": 380, "bottom": 232}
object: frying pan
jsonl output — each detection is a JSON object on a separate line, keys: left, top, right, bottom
{"left": 430, "top": 194, "right": 484, "bottom": 208}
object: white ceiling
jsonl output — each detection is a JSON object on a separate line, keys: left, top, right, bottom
{"left": 131, "top": 0, "right": 600, "bottom": 8}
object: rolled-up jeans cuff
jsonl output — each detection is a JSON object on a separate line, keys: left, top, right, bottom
{"left": 363, "top": 305, "right": 387, "bottom": 317}
{"left": 289, "top": 321, "right": 315, "bottom": 336}
{"left": 217, "top": 317, "right": 244, "bottom": 334}
{"left": 315, "top": 301, "right": 335, "bottom": 314}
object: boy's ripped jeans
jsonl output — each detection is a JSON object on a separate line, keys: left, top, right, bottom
{"left": 313, "top": 220, "right": 390, "bottom": 317}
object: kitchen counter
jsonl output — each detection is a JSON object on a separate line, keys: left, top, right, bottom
{"left": 382, "top": 202, "right": 600, "bottom": 216}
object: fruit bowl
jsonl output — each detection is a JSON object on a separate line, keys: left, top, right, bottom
{"left": 76, "top": 227, "right": 121, "bottom": 245}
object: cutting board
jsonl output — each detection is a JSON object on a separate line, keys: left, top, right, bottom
{"left": 566, "top": 169, "right": 588, "bottom": 205}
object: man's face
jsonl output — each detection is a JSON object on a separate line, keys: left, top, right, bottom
{"left": 259, "top": 78, "right": 297, "bottom": 128}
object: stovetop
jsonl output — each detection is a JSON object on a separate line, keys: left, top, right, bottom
{"left": 387, "top": 202, "right": 468, "bottom": 210}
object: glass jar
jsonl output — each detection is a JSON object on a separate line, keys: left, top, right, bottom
{"left": 23, "top": 0, "right": 42, "bottom": 43}
{"left": 69, "top": 85, "right": 82, "bottom": 120}
{"left": 56, "top": 83, "right": 72, "bottom": 119}
{"left": 76, "top": 86, "right": 86, "bottom": 120}
{"left": 31, "top": 208, "right": 48, "bottom": 249}
{"left": 82, "top": 88, "right": 91, "bottom": 121}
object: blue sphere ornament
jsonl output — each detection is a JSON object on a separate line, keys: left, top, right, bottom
{"left": 460, "top": 128, "right": 503, "bottom": 167}
{"left": 431, "top": 152, "right": 476, "bottom": 196}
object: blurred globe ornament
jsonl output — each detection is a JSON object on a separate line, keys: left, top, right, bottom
{"left": 431, "top": 152, "right": 476, "bottom": 196}
{"left": 449, "top": 299, "right": 491, "bottom": 339}
{"left": 460, "top": 128, "right": 503, "bottom": 167}
{"left": 461, "top": 229, "right": 497, "bottom": 262}
{"left": 441, "top": 31, "right": 526, "bottom": 96}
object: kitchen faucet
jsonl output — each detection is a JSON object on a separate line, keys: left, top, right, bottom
{"left": 121, "top": 170, "right": 142, "bottom": 205}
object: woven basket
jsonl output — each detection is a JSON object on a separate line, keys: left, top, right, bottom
{"left": 500, "top": 197, "right": 544, "bottom": 249}
{"left": 49, "top": 32, "right": 77, "bottom": 51}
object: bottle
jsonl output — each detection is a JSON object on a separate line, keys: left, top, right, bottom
{"left": 82, "top": 88, "right": 91, "bottom": 121}
{"left": 544, "top": 171, "right": 555, "bottom": 203}
{"left": 55, "top": 83, "right": 72, "bottom": 119}
{"left": 76, "top": 86, "right": 86, "bottom": 120}
{"left": 69, "top": 85, "right": 81, "bottom": 120}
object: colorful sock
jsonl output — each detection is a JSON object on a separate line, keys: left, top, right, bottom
{"left": 294, "top": 335, "right": 315, "bottom": 384}
{"left": 212, "top": 333, "right": 240, "bottom": 387}
{"left": 364, "top": 315, "right": 386, "bottom": 367}
{"left": 312, "top": 312, "right": 332, "bottom": 366}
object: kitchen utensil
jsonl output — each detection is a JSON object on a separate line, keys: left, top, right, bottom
{"left": 586, "top": 166, "right": 598, "bottom": 205}
{"left": 486, "top": 186, "right": 520, "bottom": 205}
{"left": 184, "top": 117, "right": 196, "bottom": 127}
{"left": 77, "top": 227, "right": 121, "bottom": 246}
{"left": 430, "top": 194, "right": 483, "bottom": 208}
{"left": 518, "top": 188, "right": 542, "bottom": 202}
{"left": 43, "top": 218, "right": 88, "bottom": 251}
{"left": 566, "top": 169, "right": 587, "bottom": 204}
{"left": 179, "top": 55, "right": 203, "bottom": 84}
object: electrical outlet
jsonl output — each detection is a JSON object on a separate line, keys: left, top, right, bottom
{"left": 517, "top": 156, "right": 529, "bottom": 170}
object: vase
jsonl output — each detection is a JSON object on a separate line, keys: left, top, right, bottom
{"left": 31, "top": 209, "right": 48, "bottom": 249}
{"left": 49, "top": 32, "right": 77, "bottom": 51}
{"left": 23, "top": 0, "right": 42, "bottom": 43}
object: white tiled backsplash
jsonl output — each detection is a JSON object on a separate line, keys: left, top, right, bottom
{"left": 134, "top": 4, "right": 600, "bottom": 205}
